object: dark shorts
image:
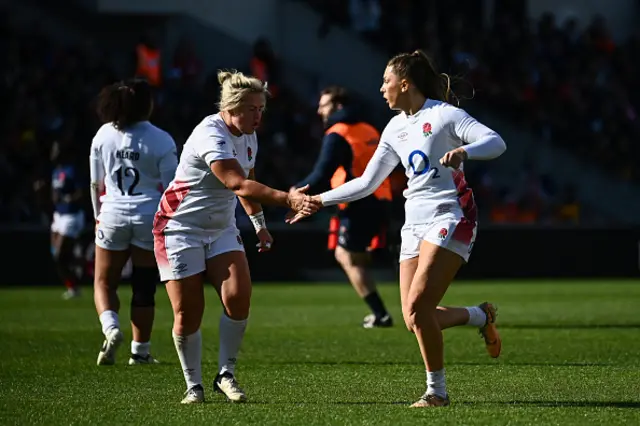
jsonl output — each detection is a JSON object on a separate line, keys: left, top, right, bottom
{"left": 329, "top": 201, "right": 389, "bottom": 253}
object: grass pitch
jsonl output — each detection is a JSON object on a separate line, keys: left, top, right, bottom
{"left": 1, "top": 280, "right": 639, "bottom": 425}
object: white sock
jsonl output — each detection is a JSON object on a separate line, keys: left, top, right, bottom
{"left": 99, "top": 310, "right": 120, "bottom": 336}
{"left": 131, "top": 341, "right": 151, "bottom": 356}
{"left": 218, "top": 314, "right": 247, "bottom": 376}
{"left": 172, "top": 330, "right": 202, "bottom": 390}
{"left": 426, "top": 368, "right": 447, "bottom": 398}
{"left": 465, "top": 306, "right": 487, "bottom": 327}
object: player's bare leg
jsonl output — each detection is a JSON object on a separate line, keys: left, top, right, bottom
{"left": 208, "top": 251, "right": 250, "bottom": 403}
{"left": 167, "top": 273, "right": 205, "bottom": 403}
{"left": 400, "top": 258, "right": 501, "bottom": 354}
{"left": 94, "top": 246, "right": 129, "bottom": 365}
{"left": 401, "top": 242, "right": 461, "bottom": 407}
{"left": 335, "top": 246, "right": 392, "bottom": 328}
{"left": 128, "top": 245, "right": 160, "bottom": 365}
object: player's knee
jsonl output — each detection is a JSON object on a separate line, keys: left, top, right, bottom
{"left": 401, "top": 305, "right": 416, "bottom": 333}
{"left": 131, "top": 266, "right": 158, "bottom": 307}
{"left": 335, "top": 246, "right": 366, "bottom": 267}
{"left": 222, "top": 286, "right": 251, "bottom": 319}
{"left": 173, "top": 314, "right": 200, "bottom": 336}
{"left": 402, "top": 298, "right": 436, "bottom": 332}
{"left": 224, "top": 294, "right": 251, "bottom": 320}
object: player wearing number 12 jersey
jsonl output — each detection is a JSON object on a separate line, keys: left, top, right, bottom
{"left": 291, "top": 50, "right": 507, "bottom": 407}
{"left": 89, "top": 79, "right": 178, "bottom": 366}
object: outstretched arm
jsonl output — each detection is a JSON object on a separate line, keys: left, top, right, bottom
{"left": 286, "top": 142, "right": 399, "bottom": 225}
{"left": 294, "top": 133, "right": 352, "bottom": 193}
{"left": 195, "top": 123, "right": 320, "bottom": 215}
{"left": 210, "top": 159, "right": 318, "bottom": 215}
{"left": 318, "top": 141, "right": 399, "bottom": 207}
{"left": 319, "top": 159, "right": 397, "bottom": 207}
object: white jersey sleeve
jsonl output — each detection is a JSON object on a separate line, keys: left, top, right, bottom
{"left": 192, "top": 122, "right": 237, "bottom": 166}
{"left": 89, "top": 138, "right": 106, "bottom": 220}
{"left": 320, "top": 139, "right": 399, "bottom": 207}
{"left": 450, "top": 109, "right": 506, "bottom": 160}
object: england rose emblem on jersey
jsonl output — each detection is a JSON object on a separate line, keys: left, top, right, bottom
{"left": 437, "top": 228, "right": 448, "bottom": 241}
{"left": 423, "top": 122, "right": 432, "bottom": 137}
{"left": 247, "top": 147, "right": 253, "bottom": 161}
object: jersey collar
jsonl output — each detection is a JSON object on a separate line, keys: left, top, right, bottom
{"left": 403, "top": 98, "right": 436, "bottom": 123}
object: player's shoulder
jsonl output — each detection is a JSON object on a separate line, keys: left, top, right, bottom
{"left": 92, "top": 122, "right": 118, "bottom": 146}
{"left": 427, "top": 99, "right": 468, "bottom": 123}
{"left": 195, "top": 113, "right": 229, "bottom": 139}
{"left": 381, "top": 113, "right": 406, "bottom": 141}
{"left": 144, "top": 122, "right": 177, "bottom": 148}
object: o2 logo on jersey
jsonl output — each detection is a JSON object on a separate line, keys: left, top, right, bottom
{"left": 408, "top": 150, "right": 441, "bottom": 178}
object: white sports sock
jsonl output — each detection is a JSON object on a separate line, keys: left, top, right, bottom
{"left": 131, "top": 341, "right": 151, "bottom": 356}
{"left": 465, "top": 306, "right": 487, "bottom": 327}
{"left": 218, "top": 314, "right": 247, "bottom": 376}
{"left": 99, "top": 310, "right": 120, "bottom": 336}
{"left": 172, "top": 330, "right": 202, "bottom": 390}
{"left": 426, "top": 368, "right": 447, "bottom": 398}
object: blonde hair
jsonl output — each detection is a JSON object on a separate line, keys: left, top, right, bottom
{"left": 217, "top": 69, "right": 269, "bottom": 112}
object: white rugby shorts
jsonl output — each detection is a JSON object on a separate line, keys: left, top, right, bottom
{"left": 399, "top": 217, "right": 477, "bottom": 263}
{"left": 51, "top": 211, "right": 85, "bottom": 239}
{"left": 95, "top": 211, "right": 155, "bottom": 252}
{"left": 154, "top": 224, "right": 245, "bottom": 281}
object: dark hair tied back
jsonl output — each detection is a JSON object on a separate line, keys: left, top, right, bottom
{"left": 387, "top": 49, "right": 469, "bottom": 105}
{"left": 96, "top": 79, "right": 153, "bottom": 130}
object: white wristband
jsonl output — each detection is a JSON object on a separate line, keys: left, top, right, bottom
{"left": 249, "top": 211, "right": 267, "bottom": 232}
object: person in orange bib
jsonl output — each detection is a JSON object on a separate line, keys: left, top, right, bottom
{"left": 294, "top": 86, "right": 394, "bottom": 328}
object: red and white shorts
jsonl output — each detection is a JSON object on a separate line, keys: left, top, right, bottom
{"left": 399, "top": 217, "right": 477, "bottom": 263}
{"left": 154, "top": 224, "right": 245, "bottom": 282}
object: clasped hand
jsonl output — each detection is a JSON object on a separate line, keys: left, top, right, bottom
{"left": 285, "top": 185, "right": 323, "bottom": 224}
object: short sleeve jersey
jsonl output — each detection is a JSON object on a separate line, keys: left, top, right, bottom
{"left": 157, "top": 113, "right": 258, "bottom": 231}
{"left": 90, "top": 121, "right": 178, "bottom": 216}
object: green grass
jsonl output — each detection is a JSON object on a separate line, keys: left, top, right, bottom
{"left": 1, "top": 280, "right": 639, "bottom": 425}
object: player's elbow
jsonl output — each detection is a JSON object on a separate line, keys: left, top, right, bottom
{"left": 227, "top": 177, "right": 249, "bottom": 195}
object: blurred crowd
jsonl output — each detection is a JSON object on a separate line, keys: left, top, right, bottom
{"left": 7, "top": 0, "right": 632, "bottom": 227}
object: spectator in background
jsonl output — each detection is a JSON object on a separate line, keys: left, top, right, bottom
{"left": 135, "top": 34, "right": 162, "bottom": 87}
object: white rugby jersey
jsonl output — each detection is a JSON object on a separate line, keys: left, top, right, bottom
{"left": 90, "top": 121, "right": 178, "bottom": 217}
{"left": 320, "top": 99, "right": 506, "bottom": 225}
{"left": 155, "top": 113, "right": 257, "bottom": 232}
